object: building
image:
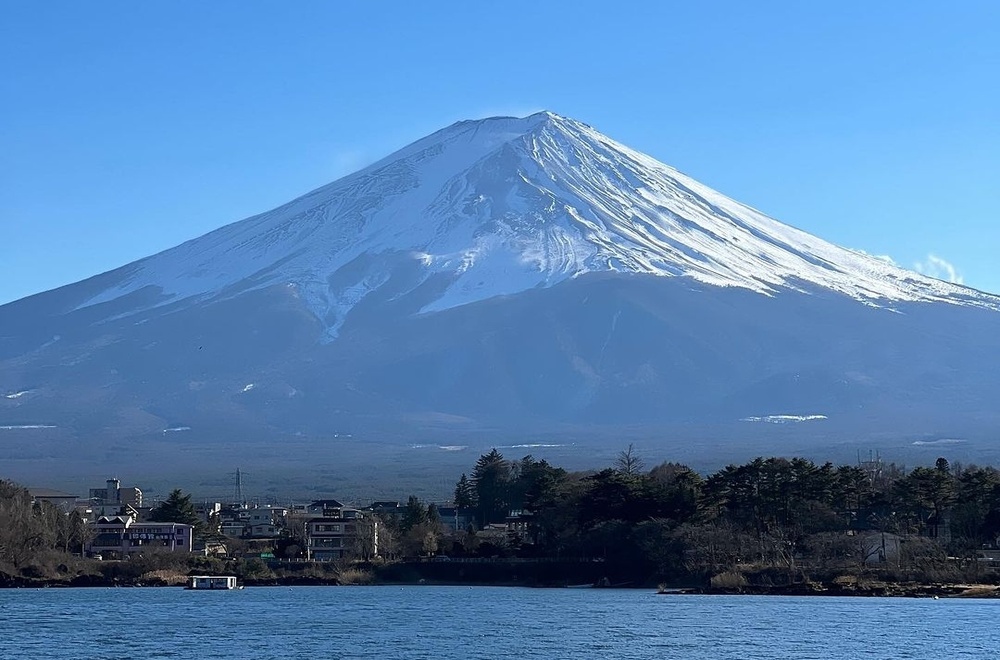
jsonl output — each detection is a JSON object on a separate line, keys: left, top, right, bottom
{"left": 505, "top": 510, "right": 535, "bottom": 543}
{"left": 220, "top": 522, "right": 247, "bottom": 538}
{"left": 436, "top": 505, "right": 476, "bottom": 533}
{"left": 28, "top": 488, "right": 80, "bottom": 513}
{"left": 306, "top": 506, "right": 378, "bottom": 561}
{"left": 88, "top": 515, "right": 193, "bottom": 558}
{"left": 188, "top": 575, "right": 238, "bottom": 590}
{"left": 305, "top": 499, "right": 346, "bottom": 516}
{"left": 245, "top": 505, "right": 288, "bottom": 538}
{"left": 89, "top": 478, "right": 143, "bottom": 519}
{"left": 369, "top": 501, "right": 401, "bottom": 517}
{"left": 194, "top": 501, "right": 222, "bottom": 522}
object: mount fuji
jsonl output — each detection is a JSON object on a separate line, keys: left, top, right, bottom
{"left": 3, "top": 112, "right": 999, "bottom": 494}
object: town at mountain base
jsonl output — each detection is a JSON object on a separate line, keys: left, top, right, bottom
{"left": 6, "top": 450, "right": 1000, "bottom": 597}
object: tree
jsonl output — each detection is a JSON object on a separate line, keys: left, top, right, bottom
{"left": 0, "top": 481, "right": 43, "bottom": 567}
{"left": 347, "top": 516, "right": 380, "bottom": 561}
{"left": 615, "top": 444, "right": 645, "bottom": 477}
{"left": 426, "top": 503, "right": 441, "bottom": 526}
{"left": 454, "top": 474, "right": 475, "bottom": 510}
{"left": 149, "top": 489, "right": 204, "bottom": 536}
{"left": 67, "top": 509, "right": 92, "bottom": 555}
{"left": 401, "top": 495, "right": 428, "bottom": 532}
{"left": 509, "top": 456, "right": 567, "bottom": 512}
{"left": 896, "top": 465, "right": 955, "bottom": 535}
{"left": 471, "top": 449, "right": 511, "bottom": 527}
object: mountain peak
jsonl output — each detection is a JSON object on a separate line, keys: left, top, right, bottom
{"left": 68, "top": 113, "right": 998, "bottom": 328}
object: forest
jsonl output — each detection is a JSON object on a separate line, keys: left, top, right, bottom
{"left": 405, "top": 448, "right": 1000, "bottom": 588}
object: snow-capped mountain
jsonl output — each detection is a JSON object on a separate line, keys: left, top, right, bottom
{"left": 76, "top": 112, "right": 997, "bottom": 336}
{"left": 2, "top": 112, "right": 999, "bottom": 491}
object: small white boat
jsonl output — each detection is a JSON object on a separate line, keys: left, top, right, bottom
{"left": 187, "top": 575, "right": 239, "bottom": 590}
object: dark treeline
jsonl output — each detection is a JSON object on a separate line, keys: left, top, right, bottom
{"left": 446, "top": 449, "right": 1000, "bottom": 587}
{"left": 0, "top": 481, "right": 91, "bottom": 568}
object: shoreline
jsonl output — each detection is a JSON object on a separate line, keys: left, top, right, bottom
{"left": 4, "top": 574, "right": 1000, "bottom": 598}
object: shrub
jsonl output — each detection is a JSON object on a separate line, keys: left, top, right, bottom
{"left": 337, "top": 567, "right": 374, "bottom": 585}
{"left": 710, "top": 570, "right": 748, "bottom": 590}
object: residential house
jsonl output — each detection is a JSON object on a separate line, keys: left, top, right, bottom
{"left": 476, "top": 524, "right": 511, "bottom": 544}
{"left": 506, "top": 510, "right": 534, "bottom": 544}
{"left": 220, "top": 521, "right": 247, "bottom": 538}
{"left": 924, "top": 513, "right": 952, "bottom": 544}
{"left": 245, "top": 506, "right": 288, "bottom": 538}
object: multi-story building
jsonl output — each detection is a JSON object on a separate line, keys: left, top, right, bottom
{"left": 88, "top": 515, "right": 193, "bottom": 559}
{"left": 88, "top": 479, "right": 143, "bottom": 519}
{"left": 305, "top": 499, "right": 346, "bottom": 517}
{"left": 305, "top": 505, "right": 378, "bottom": 561}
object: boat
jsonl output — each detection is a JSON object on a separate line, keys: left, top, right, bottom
{"left": 187, "top": 575, "right": 239, "bottom": 590}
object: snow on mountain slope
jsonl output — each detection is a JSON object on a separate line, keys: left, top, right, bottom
{"left": 78, "top": 111, "right": 999, "bottom": 335}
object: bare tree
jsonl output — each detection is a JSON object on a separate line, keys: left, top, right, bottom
{"left": 615, "top": 444, "right": 645, "bottom": 477}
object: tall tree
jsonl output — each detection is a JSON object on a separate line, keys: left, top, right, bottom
{"left": 471, "top": 449, "right": 511, "bottom": 527}
{"left": 149, "top": 489, "right": 204, "bottom": 535}
{"left": 401, "top": 495, "right": 428, "bottom": 532}
{"left": 615, "top": 444, "right": 645, "bottom": 477}
{"left": 454, "top": 474, "right": 475, "bottom": 510}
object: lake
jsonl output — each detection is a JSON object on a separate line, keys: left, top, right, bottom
{"left": 1, "top": 586, "right": 997, "bottom": 659}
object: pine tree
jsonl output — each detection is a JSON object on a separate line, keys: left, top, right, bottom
{"left": 426, "top": 502, "right": 441, "bottom": 525}
{"left": 471, "top": 449, "right": 511, "bottom": 527}
{"left": 401, "top": 495, "right": 427, "bottom": 532}
{"left": 149, "top": 489, "right": 204, "bottom": 535}
{"left": 615, "top": 443, "right": 645, "bottom": 477}
{"left": 454, "top": 473, "right": 475, "bottom": 510}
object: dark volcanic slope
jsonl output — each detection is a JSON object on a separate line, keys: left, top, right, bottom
{"left": 2, "top": 272, "right": 999, "bottom": 495}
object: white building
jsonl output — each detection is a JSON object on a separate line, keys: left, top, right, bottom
{"left": 88, "top": 516, "right": 193, "bottom": 558}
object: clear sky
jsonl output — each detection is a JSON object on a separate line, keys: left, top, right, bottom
{"left": 2, "top": 1, "right": 998, "bottom": 305}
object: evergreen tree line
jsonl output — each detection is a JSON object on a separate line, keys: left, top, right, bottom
{"left": 450, "top": 451, "right": 1000, "bottom": 583}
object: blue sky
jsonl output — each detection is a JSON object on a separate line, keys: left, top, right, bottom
{"left": 2, "top": 1, "right": 997, "bottom": 305}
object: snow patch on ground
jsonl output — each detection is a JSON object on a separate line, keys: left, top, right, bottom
{"left": 912, "top": 438, "right": 966, "bottom": 446}
{"left": 411, "top": 444, "right": 468, "bottom": 451}
{"left": 741, "top": 414, "right": 829, "bottom": 424}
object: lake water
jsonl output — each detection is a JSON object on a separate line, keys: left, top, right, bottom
{"left": 1, "top": 586, "right": 997, "bottom": 659}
